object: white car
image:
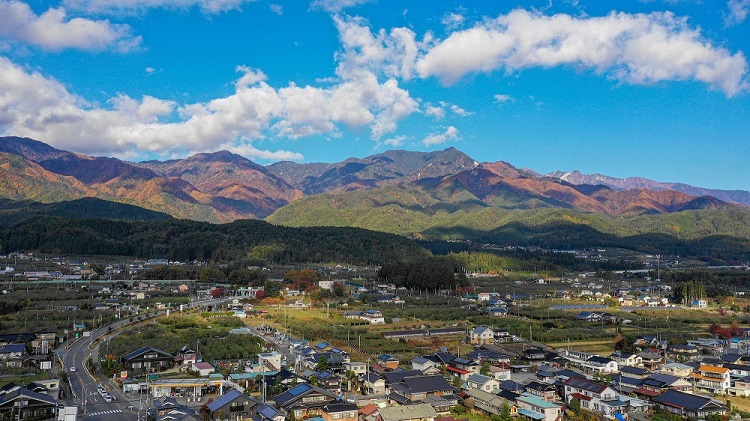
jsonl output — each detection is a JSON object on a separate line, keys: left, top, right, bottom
{"left": 70, "top": 367, "right": 76, "bottom": 372}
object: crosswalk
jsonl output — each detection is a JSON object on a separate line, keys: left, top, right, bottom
{"left": 87, "top": 409, "right": 122, "bottom": 417}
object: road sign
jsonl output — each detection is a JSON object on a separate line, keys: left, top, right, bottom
{"left": 148, "top": 374, "right": 158, "bottom": 381}
{"left": 121, "top": 371, "right": 128, "bottom": 379}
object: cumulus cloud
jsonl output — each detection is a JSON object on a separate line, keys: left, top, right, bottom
{"left": 269, "top": 3, "right": 282, "bottom": 15}
{"left": 726, "top": 0, "right": 750, "bottom": 26}
{"left": 416, "top": 9, "right": 749, "bottom": 97}
{"left": 0, "top": 0, "right": 141, "bottom": 52}
{"left": 235, "top": 65, "right": 267, "bottom": 87}
{"left": 424, "top": 103, "right": 445, "bottom": 120}
{"left": 422, "top": 126, "right": 459, "bottom": 146}
{"left": 62, "top": 0, "right": 252, "bottom": 15}
{"left": 333, "top": 15, "right": 422, "bottom": 80}
{"left": 224, "top": 140, "right": 303, "bottom": 161}
{"left": 0, "top": 54, "right": 418, "bottom": 159}
{"left": 494, "top": 93, "right": 514, "bottom": 104}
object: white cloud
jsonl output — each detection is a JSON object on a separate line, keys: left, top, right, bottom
{"left": 62, "top": 0, "right": 252, "bottom": 15}
{"left": 235, "top": 65, "right": 267, "bottom": 87}
{"left": 381, "top": 135, "right": 407, "bottom": 147}
{"left": 0, "top": 0, "right": 141, "bottom": 52}
{"left": 269, "top": 3, "right": 282, "bottom": 15}
{"left": 494, "top": 93, "right": 514, "bottom": 104}
{"left": 0, "top": 53, "right": 418, "bottom": 159}
{"left": 726, "top": 0, "right": 750, "bottom": 26}
{"left": 422, "top": 126, "right": 459, "bottom": 146}
{"left": 310, "top": 0, "right": 371, "bottom": 13}
{"left": 449, "top": 104, "right": 471, "bottom": 116}
{"left": 424, "top": 104, "right": 445, "bottom": 120}
{"left": 333, "top": 15, "right": 421, "bottom": 80}
{"left": 441, "top": 12, "right": 465, "bottom": 30}
{"left": 416, "top": 9, "right": 749, "bottom": 97}
{"left": 224, "top": 140, "right": 303, "bottom": 161}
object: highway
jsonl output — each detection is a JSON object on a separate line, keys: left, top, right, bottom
{"left": 55, "top": 297, "right": 232, "bottom": 419}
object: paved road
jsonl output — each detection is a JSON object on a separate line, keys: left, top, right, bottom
{"left": 55, "top": 296, "right": 233, "bottom": 419}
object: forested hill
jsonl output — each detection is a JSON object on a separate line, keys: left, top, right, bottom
{"left": 0, "top": 217, "right": 429, "bottom": 264}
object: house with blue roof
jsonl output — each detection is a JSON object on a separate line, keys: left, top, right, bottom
{"left": 516, "top": 392, "right": 563, "bottom": 421}
{"left": 206, "top": 389, "right": 263, "bottom": 421}
{"left": 271, "top": 383, "right": 337, "bottom": 419}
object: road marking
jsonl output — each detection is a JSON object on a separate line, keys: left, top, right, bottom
{"left": 87, "top": 409, "right": 123, "bottom": 417}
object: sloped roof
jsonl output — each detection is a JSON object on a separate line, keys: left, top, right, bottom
{"left": 564, "top": 377, "right": 609, "bottom": 394}
{"left": 272, "top": 383, "right": 335, "bottom": 407}
{"left": 378, "top": 403, "right": 437, "bottom": 421}
{"left": 654, "top": 389, "right": 726, "bottom": 412}
{"left": 206, "top": 389, "right": 258, "bottom": 412}
{"left": 401, "top": 375, "right": 455, "bottom": 394}
{"left": 123, "top": 346, "right": 173, "bottom": 361}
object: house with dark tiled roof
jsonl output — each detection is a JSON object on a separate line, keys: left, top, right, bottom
{"left": 122, "top": 346, "right": 175, "bottom": 371}
{"left": 653, "top": 390, "right": 726, "bottom": 418}
{"left": 524, "top": 381, "right": 557, "bottom": 402}
{"left": 321, "top": 400, "right": 358, "bottom": 421}
{"left": 0, "top": 343, "right": 26, "bottom": 367}
{"left": 271, "top": 383, "right": 337, "bottom": 419}
{"left": 619, "top": 365, "right": 650, "bottom": 379}
{"left": 0, "top": 383, "right": 58, "bottom": 420}
{"left": 563, "top": 378, "right": 617, "bottom": 415}
{"left": 389, "top": 374, "right": 457, "bottom": 404}
{"left": 149, "top": 396, "right": 197, "bottom": 421}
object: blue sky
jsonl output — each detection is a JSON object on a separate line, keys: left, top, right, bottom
{"left": 0, "top": 0, "right": 748, "bottom": 190}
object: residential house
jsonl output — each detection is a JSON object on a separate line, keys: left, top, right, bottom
{"left": 321, "top": 400, "right": 358, "bottom": 421}
{"left": 488, "top": 365, "right": 512, "bottom": 381}
{"left": 465, "top": 388, "right": 518, "bottom": 417}
{"left": 582, "top": 356, "right": 618, "bottom": 374}
{"left": 0, "top": 344, "right": 26, "bottom": 367}
{"left": 389, "top": 375, "right": 457, "bottom": 404}
{"left": 364, "top": 373, "right": 386, "bottom": 395}
{"left": 205, "top": 390, "right": 264, "bottom": 421}
{"left": 0, "top": 383, "right": 58, "bottom": 420}
{"left": 174, "top": 346, "right": 197, "bottom": 367}
{"left": 470, "top": 326, "right": 495, "bottom": 346}
{"left": 377, "top": 403, "right": 437, "bottom": 421}
{"left": 465, "top": 374, "right": 499, "bottom": 393}
{"left": 693, "top": 365, "right": 730, "bottom": 394}
{"left": 637, "top": 374, "right": 691, "bottom": 395}
{"left": 377, "top": 355, "right": 400, "bottom": 370}
{"left": 620, "top": 366, "right": 650, "bottom": 379}
{"left": 609, "top": 351, "right": 642, "bottom": 368}
{"left": 343, "top": 361, "right": 367, "bottom": 377}
{"left": 653, "top": 390, "right": 726, "bottom": 418}
{"left": 191, "top": 362, "right": 215, "bottom": 377}
{"left": 411, "top": 357, "right": 440, "bottom": 375}
{"left": 122, "top": 346, "right": 175, "bottom": 371}
{"left": 524, "top": 381, "right": 557, "bottom": 402}
{"left": 638, "top": 352, "right": 663, "bottom": 371}
{"left": 516, "top": 393, "right": 563, "bottom": 421}
{"left": 659, "top": 362, "right": 694, "bottom": 378}
{"left": 666, "top": 344, "right": 700, "bottom": 361}
{"left": 361, "top": 310, "right": 386, "bottom": 324}
{"left": 574, "top": 312, "right": 602, "bottom": 322}
{"left": 563, "top": 378, "right": 617, "bottom": 414}
{"left": 150, "top": 396, "right": 198, "bottom": 421}
{"left": 271, "top": 383, "right": 337, "bottom": 419}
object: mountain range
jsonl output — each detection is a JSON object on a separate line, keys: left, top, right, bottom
{"left": 1, "top": 136, "right": 749, "bottom": 245}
